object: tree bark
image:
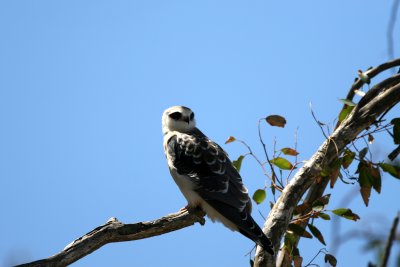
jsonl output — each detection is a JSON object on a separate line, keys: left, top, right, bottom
{"left": 15, "top": 209, "right": 205, "bottom": 267}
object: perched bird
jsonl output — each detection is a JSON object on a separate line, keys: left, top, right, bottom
{"left": 357, "top": 69, "right": 371, "bottom": 84}
{"left": 162, "top": 106, "right": 274, "bottom": 255}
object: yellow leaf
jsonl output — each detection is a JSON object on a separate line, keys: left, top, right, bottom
{"left": 360, "top": 186, "right": 371, "bottom": 207}
{"left": 293, "top": 256, "right": 303, "bottom": 267}
{"left": 224, "top": 136, "right": 236, "bottom": 144}
{"left": 281, "top": 147, "right": 299, "bottom": 156}
{"left": 266, "top": 115, "right": 287, "bottom": 128}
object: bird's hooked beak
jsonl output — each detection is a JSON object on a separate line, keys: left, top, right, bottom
{"left": 184, "top": 117, "right": 190, "bottom": 124}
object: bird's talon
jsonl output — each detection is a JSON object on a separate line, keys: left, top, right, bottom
{"left": 180, "top": 206, "right": 189, "bottom": 212}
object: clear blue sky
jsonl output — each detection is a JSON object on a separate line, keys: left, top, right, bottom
{"left": 1, "top": 1, "right": 399, "bottom": 267}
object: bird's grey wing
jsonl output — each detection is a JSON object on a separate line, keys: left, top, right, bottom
{"left": 167, "top": 133, "right": 273, "bottom": 254}
{"left": 167, "top": 134, "right": 249, "bottom": 210}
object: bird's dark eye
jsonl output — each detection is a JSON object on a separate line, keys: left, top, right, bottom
{"left": 190, "top": 112, "right": 195, "bottom": 121}
{"left": 169, "top": 112, "right": 182, "bottom": 120}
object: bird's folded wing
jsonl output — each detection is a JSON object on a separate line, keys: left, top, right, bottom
{"left": 167, "top": 133, "right": 251, "bottom": 212}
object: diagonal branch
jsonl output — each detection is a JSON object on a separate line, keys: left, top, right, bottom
{"left": 15, "top": 209, "right": 205, "bottom": 267}
{"left": 254, "top": 60, "right": 400, "bottom": 267}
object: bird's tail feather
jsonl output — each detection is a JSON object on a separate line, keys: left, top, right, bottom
{"left": 239, "top": 224, "right": 274, "bottom": 255}
{"left": 199, "top": 196, "right": 274, "bottom": 255}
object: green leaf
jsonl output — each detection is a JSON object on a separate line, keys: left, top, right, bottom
{"left": 266, "top": 115, "right": 287, "bottom": 128}
{"left": 270, "top": 157, "right": 294, "bottom": 170}
{"left": 281, "top": 147, "right": 299, "bottom": 156}
{"left": 379, "top": 163, "right": 400, "bottom": 179}
{"left": 392, "top": 118, "right": 400, "bottom": 144}
{"left": 320, "top": 169, "right": 330, "bottom": 177}
{"left": 357, "top": 161, "right": 381, "bottom": 206}
{"left": 329, "top": 158, "right": 342, "bottom": 189}
{"left": 332, "top": 208, "right": 360, "bottom": 221}
{"left": 307, "top": 223, "right": 326, "bottom": 245}
{"left": 342, "top": 150, "right": 356, "bottom": 169}
{"left": 284, "top": 232, "right": 296, "bottom": 254}
{"left": 358, "top": 161, "right": 372, "bottom": 206}
{"left": 270, "top": 181, "right": 276, "bottom": 196}
{"left": 339, "top": 98, "right": 356, "bottom": 107}
{"left": 369, "top": 165, "right": 381, "bottom": 194}
{"left": 232, "top": 155, "right": 245, "bottom": 172}
{"left": 312, "top": 194, "right": 331, "bottom": 212}
{"left": 288, "top": 223, "right": 313, "bottom": 238}
{"left": 318, "top": 213, "right": 331, "bottom": 220}
{"left": 324, "top": 254, "right": 337, "bottom": 266}
{"left": 252, "top": 189, "right": 266, "bottom": 205}
{"left": 338, "top": 105, "right": 355, "bottom": 123}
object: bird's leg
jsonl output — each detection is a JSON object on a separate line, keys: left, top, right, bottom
{"left": 178, "top": 205, "right": 206, "bottom": 225}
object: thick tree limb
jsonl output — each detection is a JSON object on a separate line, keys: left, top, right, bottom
{"left": 15, "top": 209, "right": 205, "bottom": 267}
{"left": 276, "top": 61, "right": 400, "bottom": 267}
{"left": 254, "top": 60, "right": 400, "bottom": 267}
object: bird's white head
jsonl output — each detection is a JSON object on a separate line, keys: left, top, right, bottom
{"left": 162, "top": 106, "right": 196, "bottom": 134}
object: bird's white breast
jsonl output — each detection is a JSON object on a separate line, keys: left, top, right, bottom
{"left": 169, "top": 168, "right": 237, "bottom": 231}
{"left": 168, "top": 168, "right": 203, "bottom": 207}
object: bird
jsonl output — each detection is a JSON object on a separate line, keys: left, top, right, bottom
{"left": 357, "top": 69, "right": 371, "bottom": 84}
{"left": 162, "top": 105, "right": 274, "bottom": 255}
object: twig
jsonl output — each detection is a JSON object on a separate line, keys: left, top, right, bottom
{"left": 15, "top": 209, "right": 205, "bottom": 267}
{"left": 236, "top": 138, "right": 283, "bottom": 191}
{"left": 258, "top": 119, "right": 284, "bottom": 189}
{"left": 310, "top": 102, "right": 329, "bottom": 139}
{"left": 380, "top": 213, "right": 399, "bottom": 267}
{"left": 304, "top": 248, "right": 328, "bottom": 267}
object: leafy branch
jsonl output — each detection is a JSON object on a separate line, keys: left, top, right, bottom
{"left": 253, "top": 58, "right": 400, "bottom": 267}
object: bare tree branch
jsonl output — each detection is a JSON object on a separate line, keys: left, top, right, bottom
{"left": 254, "top": 59, "right": 400, "bottom": 267}
{"left": 388, "top": 145, "right": 400, "bottom": 161}
{"left": 15, "top": 209, "right": 205, "bottom": 267}
{"left": 380, "top": 213, "right": 399, "bottom": 267}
